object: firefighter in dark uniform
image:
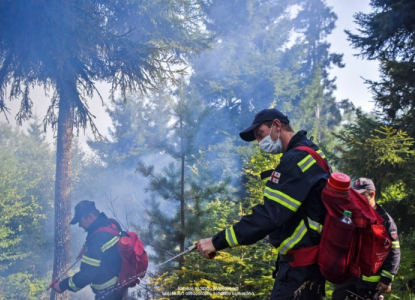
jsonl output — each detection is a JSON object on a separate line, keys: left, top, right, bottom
{"left": 197, "top": 108, "right": 329, "bottom": 299}
{"left": 52, "top": 200, "right": 126, "bottom": 300}
{"left": 332, "top": 178, "right": 401, "bottom": 300}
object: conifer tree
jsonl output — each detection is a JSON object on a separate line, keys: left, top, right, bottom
{"left": 346, "top": 0, "right": 415, "bottom": 137}
{"left": 134, "top": 81, "right": 229, "bottom": 268}
{"left": 0, "top": 3, "right": 212, "bottom": 297}
{"left": 331, "top": 110, "right": 415, "bottom": 195}
{"left": 331, "top": 110, "right": 415, "bottom": 236}
{"left": 190, "top": 0, "right": 346, "bottom": 146}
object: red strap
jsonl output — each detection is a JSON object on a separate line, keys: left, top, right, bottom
{"left": 93, "top": 224, "right": 119, "bottom": 236}
{"left": 287, "top": 245, "right": 319, "bottom": 267}
{"left": 285, "top": 146, "right": 329, "bottom": 268}
{"left": 296, "top": 146, "right": 330, "bottom": 173}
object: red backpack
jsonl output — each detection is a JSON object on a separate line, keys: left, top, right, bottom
{"left": 288, "top": 146, "right": 392, "bottom": 284}
{"left": 93, "top": 221, "right": 148, "bottom": 289}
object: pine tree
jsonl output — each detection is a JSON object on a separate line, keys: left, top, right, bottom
{"left": 0, "top": 3, "right": 212, "bottom": 297}
{"left": 346, "top": 0, "right": 415, "bottom": 137}
{"left": 27, "top": 115, "right": 47, "bottom": 145}
{"left": 134, "top": 81, "right": 228, "bottom": 266}
{"left": 289, "top": 0, "right": 346, "bottom": 143}
{"left": 190, "top": 0, "right": 345, "bottom": 147}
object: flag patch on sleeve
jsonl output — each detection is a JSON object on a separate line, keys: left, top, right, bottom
{"left": 269, "top": 171, "right": 281, "bottom": 184}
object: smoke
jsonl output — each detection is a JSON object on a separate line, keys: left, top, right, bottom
{"left": 0, "top": 1, "right": 382, "bottom": 299}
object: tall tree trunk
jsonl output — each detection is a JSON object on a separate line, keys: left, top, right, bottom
{"left": 51, "top": 77, "right": 76, "bottom": 300}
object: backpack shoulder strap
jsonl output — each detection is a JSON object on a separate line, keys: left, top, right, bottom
{"left": 92, "top": 224, "right": 120, "bottom": 236}
{"left": 108, "top": 218, "right": 123, "bottom": 232}
{"left": 260, "top": 170, "right": 274, "bottom": 180}
{"left": 295, "top": 146, "right": 330, "bottom": 239}
{"left": 295, "top": 146, "right": 331, "bottom": 174}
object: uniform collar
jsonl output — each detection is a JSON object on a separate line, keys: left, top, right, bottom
{"left": 86, "top": 212, "right": 110, "bottom": 233}
{"left": 375, "top": 203, "right": 385, "bottom": 214}
{"left": 285, "top": 130, "right": 308, "bottom": 152}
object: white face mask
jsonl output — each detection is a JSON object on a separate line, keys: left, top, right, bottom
{"left": 258, "top": 124, "right": 283, "bottom": 154}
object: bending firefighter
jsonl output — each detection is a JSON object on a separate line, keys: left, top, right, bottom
{"left": 332, "top": 178, "right": 401, "bottom": 300}
{"left": 197, "top": 108, "right": 329, "bottom": 299}
{"left": 52, "top": 200, "right": 127, "bottom": 300}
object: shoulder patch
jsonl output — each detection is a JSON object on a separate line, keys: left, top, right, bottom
{"left": 390, "top": 231, "right": 398, "bottom": 240}
{"left": 269, "top": 171, "right": 281, "bottom": 184}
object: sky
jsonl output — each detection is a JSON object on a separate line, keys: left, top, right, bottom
{"left": 0, "top": 0, "right": 379, "bottom": 147}
{"left": 326, "top": 0, "right": 379, "bottom": 112}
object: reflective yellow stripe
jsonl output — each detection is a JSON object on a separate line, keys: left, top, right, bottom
{"left": 101, "top": 236, "right": 120, "bottom": 252}
{"left": 275, "top": 217, "right": 322, "bottom": 255}
{"left": 225, "top": 226, "right": 239, "bottom": 247}
{"left": 381, "top": 270, "right": 394, "bottom": 280}
{"left": 298, "top": 154, "right": 316, "bottom": 172}
{"left": 392, "top": 241, "right": 400, "bottom": 249}
{"left": 69, "top": 276, "right": 81, "bottom": 292}
{"left": 277, "top": 220, "right": 308, "bottom": 254}
{"left": 316, "top": 149, "right": 326, "bottom": 159}
{"left": 362, "top": 275, "right": 381, "bottom": 282}
{"left": 264, "top": 187, "right": 301, "bottom": 212}
{"left": 91, "top": 276, "right": 118, "bottom": 290}
{"left": 81, "top": 255, "right": 101, "bottom": 267}
{"left": 307, "top": 217, "right": 323, "bottom": 235}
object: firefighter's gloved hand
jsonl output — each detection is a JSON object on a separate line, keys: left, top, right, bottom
{"left": 197, "top": 238, "right": 216, "bottom": 259}
{"left": 377, "top": 282, "right": 391, "bottom": 294}
{"left": 52, "top": 282, "right": 63, "bottom": 293}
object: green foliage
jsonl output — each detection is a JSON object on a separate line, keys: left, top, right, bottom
{"left": 387, "top": 236, "right": 415, "bottom": 299}
{"left": 0, "top": 122, "right": 55, "bottom": 298}
{"left": 243, "top": 145, "right": 282, "bottom": 208}
{"left": 331, "top": 110, "right": 415, "bottom": 195}
{"left": 331, "top": 109, "right": 415, "bottom": 259}
{"left": 0, "top": 123, "right": 54, "bottom": 273}
{"left": 0, "top": 272, "right": 49, "bottom": 300}
{"left": 380, "top": 183, "right": 407, "bottom": 204}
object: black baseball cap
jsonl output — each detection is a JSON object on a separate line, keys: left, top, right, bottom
{"left": 239, "top": 108, "right": 290, "bottom": 142}
{"left": 70, "top": 200, "right": 97, "bottom": 225}
{"left": 352, "top": 178, "right": 376, "bottom": 193}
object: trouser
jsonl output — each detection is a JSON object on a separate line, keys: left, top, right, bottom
{"left": 332, "top": 277, "right": 381, "bottom": 300}
{"left": 95, "top": 287, "right": 128, "bottom": 300}
{"left": 270, "top": 261, "right": 325, "bottom": 300}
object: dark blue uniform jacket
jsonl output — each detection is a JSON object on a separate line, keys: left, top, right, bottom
{"left": 60, "top": 213, "right": 122, "bottom": 294}
{"left": 213, "top": 130, "right": 329, "bottom": 256}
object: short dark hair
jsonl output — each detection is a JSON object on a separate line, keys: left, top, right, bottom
{"left": 262, "top": 120, "right": 294, "bottom": 132}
